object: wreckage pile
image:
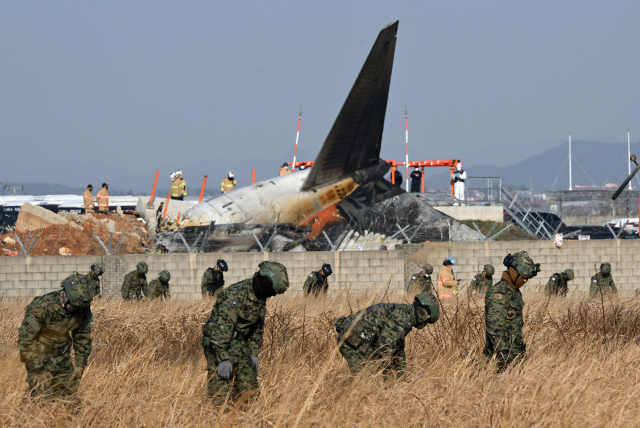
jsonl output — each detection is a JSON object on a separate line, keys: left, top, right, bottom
{"left": 0, "top": 203, "right": 150, "bottom": 256}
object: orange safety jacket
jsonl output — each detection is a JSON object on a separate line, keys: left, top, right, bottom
{"left": 220, "top": 177, "right": 237, "bottom": 193}
{"left": 96, "top": 188, "right": 110, "bottom": 211}
{"left": 437, "top": 266, "right": 458, "bottom": 298}
{"left": 83, "top": 189, "right": 95, "bottom": 210}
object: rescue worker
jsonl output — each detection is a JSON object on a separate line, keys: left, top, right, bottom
{"left": 17, "top": 273, "right": 94, "bottom": 397}
{"left": 544, "top": 269, "right": 574, "bottom": 297}
{"left": 392, "top": 169, "right": 403, "bottom": 187}
{"left": 169, "top": 172, "right": 182, "bottom": 200}
{"left": 82, "top": 184, "right": 95, "bottom": 212}
{"left": 406, "top": 263, "right": 434, "bottom": 294}
{"left": 121, "top": 262, "right": 149, "bottom": 300}
{"left": 280, "top": 162, "right": 292, "bottom": 176}
{"left": 303, "top": 263, "right": 332, "bottom": 296}
{"left": 221, "top": 172, "right": 237, "bottom": 194}
{"left": 335, "top": 293, "right": 440, "bottom": 373}
{"left": 469, "top": 264, "right": 495, "bottom": 295}
{"left": 148, "top": 270, "right": 172, "bottom": 300}
{"left": 452, "top": 162, "right": 466, "bottom": 204}
{"left": 484, "top": 251, "right": 540, "bottom": 371}
{"left": 589, "top": 263, "right": 617, "bottom": 298}
{"left": 202, "top": 259, "right": 229, "bottom": 297}
{"left": 201, "top": 261, "right": 289, "bottom": 403}
{"left": 86, "top": 264, "right": 104, "bottom": 297}
{"left": 96, "top": 183, "right": 110, "bottom": 212}
{"left": 437, "top": 258, "right": 459, "bottom": 298}
{"left": 410, "top": 167, "right": 422, "bottom": 193}
{"left": 177, "top": 170, "right": 187, "bottom": 199}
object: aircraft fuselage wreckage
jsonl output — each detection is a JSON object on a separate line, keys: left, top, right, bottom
{"left": 160, "top": 21, "right": 482, "bottom": 253}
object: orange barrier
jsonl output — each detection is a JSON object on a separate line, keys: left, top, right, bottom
{"left": 150, "top": 170, "right": 159, "bottom": 203}
{"left": 199, "top": 175, "right": 208, "bottom": 202}
{"left": 176, "top": 212, "right": 181, "bottom": 225}
{"left": 252, "top": 169, "right": 255, "bottom": 184}
{"left": 162, "top": 195, "right": 170, "bottom": 220}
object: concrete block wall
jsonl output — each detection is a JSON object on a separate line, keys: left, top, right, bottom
{"left": 0, "top": 239, "right": 638, "bottom": 299}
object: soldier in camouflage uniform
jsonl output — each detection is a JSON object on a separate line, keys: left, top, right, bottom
{"left": 86, "top": 264, "right": 104, "bottom": 297}
{"left": 121, "top": 262, "right": 149, "bottom": 300}
{"left": 202, "top": 259, "right": 228, "bottom": 297}
{"left": 484, "top": 251, "right": 540, "bottom": 371}
{"left": 469, "top": 264, "right": 494, "bottom": 295}
{"left": 335, "top": 293, "right": 440, "bottom": 373}
{"left": 148, "top": 270, "right": 172, "bottom": 300}
{"left": 17, "top": 273, "right": 94, "bottom": 397}
{"left": 544, "top": 269, "right": 574, "bottom": 297}
{"left": 406, "top": 264, "right": 434, "bottom": 294}
{"left": 589, "top": 262, "right": 617, "bottom": 298}
{"left": 303, "top": 263, "right": 332, "bottom": 297}
{"left": 201, "top": 261, "right": 289, "bottom": 403}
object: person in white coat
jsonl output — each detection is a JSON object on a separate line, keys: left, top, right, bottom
{"left": 452, "top": 162, "right": 467, "bottom": 204}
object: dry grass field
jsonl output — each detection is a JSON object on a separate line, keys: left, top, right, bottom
{"left": 1, "top": 290, "right": 640, "bottom": 427}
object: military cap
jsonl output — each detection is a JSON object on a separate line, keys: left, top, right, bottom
{"left": 563, "top": 269, "right": 574, "bottom": 281}
{"left": 159, "top": 270, "right": 171, "bottom": 282}
{"left": 422, "top": 263, "right": 434, "bottom": 274}
{"left": 484, "top": 264, "right": 495, "bottom": 276}
{"left": 91, "top": 264, "right": 104, "bottom": 276}
{"left": 601, "top": 263, "right": 611, "bottom": 275}
{"left": 257, "top": 261, "right": 289, "bottom": 295}
{"left": 414, "top": 293, "right": 440, "bottom": 324}
{"left": 136, "top": 262, "right": 149, "bottom": 274}
{"left": 61, "top": 273, "right": 94, "bottom": 308}
{"left": 216, "top": 259, "right": 229, "bottom": 272}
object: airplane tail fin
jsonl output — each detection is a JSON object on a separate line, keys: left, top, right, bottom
{"left": 302, "top": 21, "right": 398, "bottom": 191}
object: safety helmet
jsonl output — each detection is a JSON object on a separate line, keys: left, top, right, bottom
{"left": 321, "top": 263, "right": 333, "bottom": 276}
{"left": 422, "top": 263, "right": 434, "bottom": 274}
{"left": 159, "top": 270, "right": 171, "bottom": 282}
{"left": 228, "top": 171, "right": 234, "bottom": 178}
{"left": 414, "top": 293, "right": 440, "bottom": 324}
{"left": 216, "top": 259, "right": 229, "bottom": 272}
{"left": 484, "top": 264, "right": 495, "bottom": 276}
{"left": 456, "top": 162, "right": 462, "bottom": 169}
{"left": 256, "top": 261, "right": 289, "bottom": 295}
{"left": 601, "top": 262, "right": 611, "bottom": 275}
{"left": 177, "top": 170, "right": 183, "bottom": 176}
{"left": 282, "top": 162, "right": 289, "bottom": 168}
{"left": 61, "top": 274, "right": 94, "bottom": 308}
{"left": 299, "top": 163, "right": 307, "bottom": 170}
{"left": 91, "top": 264, "right": 104, "bottom": 276}
{"left": 503, "top": 251, "right": 539, "bottom": 280}
{"left": 136, "top": 262, "right": 148, "bottom": 275}
{"left": 170, "top": 172, "right": 176, "bottom": 180}
{"left": 444, "top": 257, "right": 456, "bottom": 266}
{"left": 563, "top": 269, "right": 574, "bottom": 281}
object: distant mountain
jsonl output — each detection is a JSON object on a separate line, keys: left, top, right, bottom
{"left": 422, "top": 140, "right": 640, "bottom": 191}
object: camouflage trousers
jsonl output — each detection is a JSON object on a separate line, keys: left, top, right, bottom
{"left": 204, "top": 345, "right": 258, "bottom": 405}
{"left": 483, "top": 331, "right": 526, "bottom": 371}
{"left": 26, "top": 355, "right": 79, "bottom": 397}
{"left": 338, "top": 343, "right": 407, "bottom": 374}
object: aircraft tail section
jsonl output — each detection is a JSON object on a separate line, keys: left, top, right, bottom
{"left": 302, "top": 21, "right": 398, "bottom": 191}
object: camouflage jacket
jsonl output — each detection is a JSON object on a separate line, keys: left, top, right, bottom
{"left": 469, "top": 272, "right": 493, "bottom": 295}
{"left": 406, "top": 272, "right": 434, "bottom": 294}
{"left": 589, "top": 272, "right": 617, "bottom": 298}
{"left": 86, "top": 271, "right": 101, "bottom": 297}
{"left": 148, "top": 279, "right": 170, "bottom": 300}
{"left": 121, "top": 270, "right": 148, "bottom": 300}
{"left": 201, "top": 268, "right": 224, "bottom": 296}
{"left": 17, "top": 291, "right": 92, "bottom": 372}
{"left": 545, "top": 273, "right": 568, "bottom": 297}
{"left": 485, "top": 277, "right": 525, "bottom": 354}
{"left": 303, "top": 271, "right": 328, "bottom": 296}
{"left": 201, "top": 279, "right": 266, "bottom": 363}
{"left": 336, "top": 303, "right": 416, "bottom": 366}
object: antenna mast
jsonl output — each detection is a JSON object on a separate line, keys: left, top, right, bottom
{"left": 293, "top": 107, "right": 303, "bottom": 169}
{"left": 629, "top": 131, "right": 632, "bottom": 190}
{"left": 404, "top": 106, "right": 409, "bottom": 192}
{"left": 569, "top": 134, "right": 572, "bottom": 191}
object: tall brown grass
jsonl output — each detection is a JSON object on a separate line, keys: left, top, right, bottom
{"left": 1, "top": 290, "right": 640, "bottom": 427}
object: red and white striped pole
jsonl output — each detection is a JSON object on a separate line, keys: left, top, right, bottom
{"left": 404, "top": 107, "right": 409, "bottom": 192}
{"left": 292, "top": 107, "right": 302, "bottom": 170}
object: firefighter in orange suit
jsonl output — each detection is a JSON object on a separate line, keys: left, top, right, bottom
{"left": 82, "top": 185, "right": 95, "bottom": 212}
{"left": 96, "top": 183, "right": 110, "bottom": 212}
{"left": 437, "top": 258, "right": 459, "bottom": 298}
{"left": 220, "top": 172, "right": 237, "bottom": 193}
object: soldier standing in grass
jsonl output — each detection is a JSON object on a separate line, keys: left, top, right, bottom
{"left": 303, "top": 263, "right": 332, "bottom": 297}
{"left": 17, "top": 274, "right": 94, "bottom": 397}
{"left": 544, "top": 269, "right": 574, "bottom": 297}
{"left": 121, "top": 262, "right": 149, "bottom": 300}
{"left": 202, "top": 259, "right": 228, "bottom": 297}
{"left": 201, "top": 261, "right": 289, "bottom": 403}
{"left": 484, "top": 251, "right": 540, "bottom": 371}
{"left": 86, "top": 264, "right": 104, "bottom": 297}
{"left": 148, "top": 270, "right": 172, "bottom": 300}
{"left": 334, "top": 293, "right": 440, "bottom": 374}
{"left": 469, "top": 264, "right": 495, "bottom": 295}
{"left": 589, "top": 263, "right": 617, "bottom": 298}
{"left": 406, "top": 264, "right": 434, "bottom": 294}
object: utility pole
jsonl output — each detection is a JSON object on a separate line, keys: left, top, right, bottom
{"left": 629, "top": 131, "right": 632, "bottom": 190}
{"left": 404, "top": 106, "right": 409, "bottom": 192}
{"left": 568, "top": 134, "right": 572, "bottom": 191}
{"left": 292, "top": 107, "right": 303, "bottom": 170}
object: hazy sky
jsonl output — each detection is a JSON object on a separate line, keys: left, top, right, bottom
{"left": 2, "top": 1, "right": 640, "bottom": 191}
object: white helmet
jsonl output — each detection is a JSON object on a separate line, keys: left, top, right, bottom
{"left": 456, "top": 163, "right": 462, "bottom": 169}
{"left": 228, "top": 171, "right": 234, "bottom": 178}
{"left": 170, "top": 172, "right": 176, "bottom": 179}
{"left": 177, "top": 170, "right": 183, "bottom": 176}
